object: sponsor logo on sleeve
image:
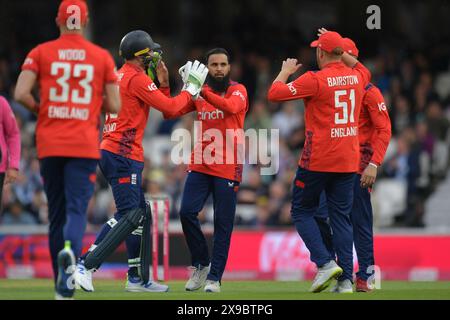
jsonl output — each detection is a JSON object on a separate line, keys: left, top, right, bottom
{"left": 148, "top": 83, "right": 158, "bottom": 91}
{"left": 377, "top": 102, "right": 387, "bottom": 112}
{"left": 287, "top": 82, "right": 297, "bottom": 95}
{"left": 232, "top": 90, "right": 246, "bottom": 102}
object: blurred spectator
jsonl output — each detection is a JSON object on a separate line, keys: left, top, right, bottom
{"left": 391, "top": 95, "right": 413, "bottom": 135}
{"left": 383, "top": 129, "right": 425, "bottom": 227}
{"left": 427, "top": 101, "right": 450, "bottom": 142}
{"left": 426, "top": 101, "right": 450, "bottom": 178}
{"left": 267, "top": 181, "right": 288, "bottom": 220}
{"left": 1, "top": 200, "right": 37, "bottom": 225}
{"left": 271, "top": 101, "right": 303, "bottom": 138}
{"left": 11, "top": 172, "right": 36, "bottom": 209}
{"left": 244, "top": 100, "right": 271, "bottom": 131}
{"left": 238, "top": 166, "right": 268, "bottom": 204}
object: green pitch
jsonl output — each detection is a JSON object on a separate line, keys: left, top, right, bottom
{"left": 0, "top": 279, "right": 449, "bottom": 300}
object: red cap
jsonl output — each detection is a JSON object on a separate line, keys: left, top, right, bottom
{"left": 56, "top": 0, "right": 88, "bottom": 27}
{"left": 342, "top": 38, "right": 359, "bottom": 58}
{"left": 310, "top": 31, "right": 343, "bottom": 53}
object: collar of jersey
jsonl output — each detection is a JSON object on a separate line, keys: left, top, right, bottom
{"left": 124, "top": 62, "right": 144, "bottom": 73}
{"left": 60, "top": 33, "right": 84, "bottom": 39}
{"left": 322, "top": 61, "right": 345, "bottom": 69}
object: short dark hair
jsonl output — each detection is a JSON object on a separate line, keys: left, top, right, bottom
{"left": 205, "top": 48, "right": 231, "bottom": 64}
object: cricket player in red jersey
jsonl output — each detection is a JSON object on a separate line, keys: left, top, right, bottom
{"left": 75, "top": 30, "right": 209, "bottom": 294}
{"left": 14, "top": 0, "right": 121, "bottom": 299}
{"left": 163, "top": 48, "right": 248, "bottom": 293}
{"left": 268, "top": 31, "right": 371, "bottom": 293}
{"left": 315, "top": 33, "right": 391, "bottom": 292}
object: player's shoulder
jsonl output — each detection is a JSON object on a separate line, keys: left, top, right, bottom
{"left": 364, "top": 82, "right": 379, "bottom": 91}
{"left": 364, "top": 83, "right": 382, "bottom": 96}
{"left": 301, "top": 70, "right": 320, "bottom": 79}
{"left": 363, "top": 83, "right": 384, "bottom": 102}
{"left": 124, "top": 65, "right": 152, "bottom": 88}
{"left": 29, "top": 39, "right": 58, "bottom": 53}
{"left": 293, "top": 70, "right": 319, "bottom": 85}
{"left": 344, "top": 63, "right": 370, "bottom": 84}
{"left": 229, "top": 80, "right": 246, "bottom": 89}
{"left": 228, "top": 81, "right": 248, "bottom": 93}
{"left": 351, "top": 62, "right": 371, "bottom": 78}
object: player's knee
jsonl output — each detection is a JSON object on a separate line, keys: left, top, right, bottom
{"left": 109, "top": 207, "right": 144, "bottom": 229}
{"left": 179, "top": 206, "right": 197, "bottom": 219}
{"left": 125, "top": 208, "right": 145, "bottom": 228}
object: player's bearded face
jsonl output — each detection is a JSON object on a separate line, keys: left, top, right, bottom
{"left": 206, "top": 53, "right": 231, "bottom": 93}
{"left": 206, "top": 73, "right": 230, "bottom": 93}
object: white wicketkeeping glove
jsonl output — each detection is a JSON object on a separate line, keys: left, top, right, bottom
{"left": 178, "top": 61, "right": 192, "bottom": 83}
{"left": 181, "top": 60, "right": 209, "bottom": 99}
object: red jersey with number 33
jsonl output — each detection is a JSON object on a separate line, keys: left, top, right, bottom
{"left": 268, "top": 62, "right": 371, "bottom": 172}
{"left": 21, "top": 34, "right": 118, "bottom": 159}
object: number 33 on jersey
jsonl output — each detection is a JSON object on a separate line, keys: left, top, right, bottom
{"left": 21, "top": 34, "right": 118, "bottom": 159}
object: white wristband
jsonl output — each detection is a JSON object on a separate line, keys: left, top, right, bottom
{"left": 369, "top": 162, "right": 378, "bottom": 168}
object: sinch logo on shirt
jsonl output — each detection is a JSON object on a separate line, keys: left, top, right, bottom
{"left": 198, "top": 109, "right": 224, "bottom": 121}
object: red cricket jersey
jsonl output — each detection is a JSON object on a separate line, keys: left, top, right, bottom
{"left": 268, "top": 62, "right": 371, "bottom": 173}
{"left": 358, "top": 83, "right": 392, "bottom": 173}
{"left": 164, "top": 82, "right": 248, "bottom": 182}
{"left": 101, "top": 62, "right": 191, "bottom": 162}
{"left": 21, "top": 34, "right": 118, "bottom": 159}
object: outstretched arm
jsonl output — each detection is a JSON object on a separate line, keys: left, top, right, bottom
{"left": 162, "top": 100, "right": 196, "bottom": 119}
{"left": 201, "top": 85, "right": 248, "bottom": 114}
{"left": 273, "top": 58, "right": 302, "bottom": 83}
{"left": 130, "top": 73, "right": 193, "bottom": 115}
{"left": 267, "top": 59, "right": 317, "bottom": 102}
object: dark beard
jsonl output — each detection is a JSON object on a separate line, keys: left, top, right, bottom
{"left": 206, "top": 74, "right": 230, "bottom": 93}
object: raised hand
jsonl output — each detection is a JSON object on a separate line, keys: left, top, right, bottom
{"left": 156, "top": 61, "right": 169, "bottom": 87}
{"left": 281, "top": 58, "right": 302, "bottom": 76}
{"left": 317, "top": 27, "right": 329, "bottom": 37}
